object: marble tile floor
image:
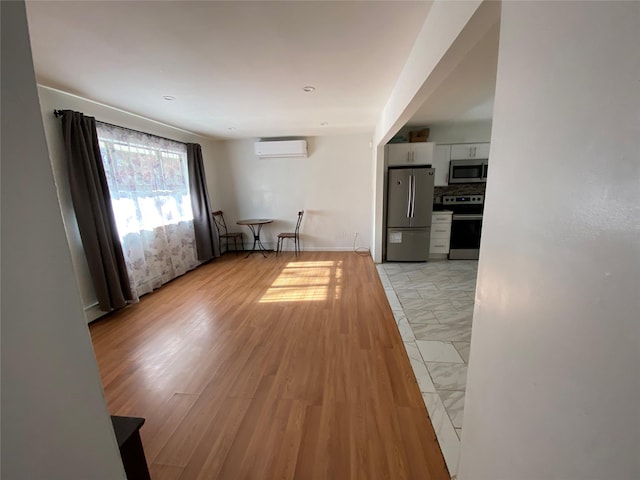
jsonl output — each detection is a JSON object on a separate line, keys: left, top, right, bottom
{"left": 376, "top": 260, "right": 478, "bottom": 478}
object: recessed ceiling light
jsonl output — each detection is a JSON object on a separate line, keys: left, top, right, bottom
{"left": 163, "top": 95, "right": 176, "bottom": 101}
{"left": 302, "top": 86, "right": 316, "bottom": 93}
{"left": 320, "top": 122, "right": 328, "bottom": 126}
{"left": 228, "top": 127, "right": 237, "bottom": 131}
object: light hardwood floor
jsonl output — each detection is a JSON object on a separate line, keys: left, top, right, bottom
{"left": 90, "top": 252, "right": 449, "bottom": 480}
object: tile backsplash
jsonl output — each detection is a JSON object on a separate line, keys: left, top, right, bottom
{"left": 434, "top": 184, "right": 486, "bottom": 203}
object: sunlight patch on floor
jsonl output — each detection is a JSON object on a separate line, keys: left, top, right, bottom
{"left": 260, "top": 260, "right": 343, "bottom": 303}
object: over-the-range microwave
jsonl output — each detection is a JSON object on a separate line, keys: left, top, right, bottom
{"left": 449, "top": 159, "right": 488, "bottom": 184}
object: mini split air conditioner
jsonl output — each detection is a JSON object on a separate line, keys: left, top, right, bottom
{"left": 254, "top": 140, "right": 307, "bottom": 159}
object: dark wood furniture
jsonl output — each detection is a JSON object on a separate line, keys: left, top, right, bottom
{"left": 111, "top": 415, "right": 151, "bottom": 480}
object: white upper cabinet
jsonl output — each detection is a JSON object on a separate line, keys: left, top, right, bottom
{"left": 386, "top": 143, "right": 411, "bottom": 165}
{"left": 433, "top": 144, "right": 451, "bottom": 186}
{"left": 411, "top": 142, "right": 435, "bottom": 165}
{"left": 450, "top": 143, "right": 490, "bottom": 160}
{"left": 386, "top": 142, "right": 435, "bottom": 166}
{"left": 475, "top": 143, "right": 490, "bottom": 159}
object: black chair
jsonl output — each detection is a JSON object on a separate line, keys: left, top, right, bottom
{"left": 212, "top": 211, "right": 244, "bottom": 255}
{"left": 276, "top": 211, "right": 304, "bottom": 256}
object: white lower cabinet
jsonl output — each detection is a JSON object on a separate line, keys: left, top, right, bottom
{"left": 430, "top": 238, "right": 450, "bottom": 254}
{"left": 430, "top": 212, "right": 453, "bottom": 255}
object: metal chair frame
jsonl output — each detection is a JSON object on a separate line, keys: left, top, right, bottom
{"left": 211, "top": 210, "right": 244, "bottom": 255}
{"left": 276, "top": 211, "right": 304, "bottom": 256}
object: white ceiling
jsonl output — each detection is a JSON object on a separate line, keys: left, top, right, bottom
{"left": 25, "top": 1, "right": 433, "bottom": 139}
{"left": 407, "top": 21, "right": 499, "bottom": 126}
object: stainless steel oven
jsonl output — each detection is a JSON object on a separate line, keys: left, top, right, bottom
{"left": 442, "top": 195, "right": 484, "bottom": 260}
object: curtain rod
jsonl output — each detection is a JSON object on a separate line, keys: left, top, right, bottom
{"left": 53, "top": 109, "right": 189, "bottom": 146}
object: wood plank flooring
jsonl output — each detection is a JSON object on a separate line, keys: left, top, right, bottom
{"left": 90, "top": 252, "right": 449, "bottom": 480}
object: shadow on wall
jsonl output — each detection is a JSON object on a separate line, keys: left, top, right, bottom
{"left": 300, "top": 209, "right": 356, "bottom": 248}
{"left": 307, "top": 137, "right": 316, "bottom": 156}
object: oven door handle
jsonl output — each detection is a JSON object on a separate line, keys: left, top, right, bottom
{"left": 452, "top": 214, "right": 483, "bottom": 221}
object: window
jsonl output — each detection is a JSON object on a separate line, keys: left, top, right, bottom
{"left": 96, "top": 123, "right": 199, "bottom": 299}
{"left": 97, "top": 124, "right": 193, "bottom": 236}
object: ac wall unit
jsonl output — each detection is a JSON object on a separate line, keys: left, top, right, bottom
{"left": 254, "top": 140, "right": 307, "bottom": 159}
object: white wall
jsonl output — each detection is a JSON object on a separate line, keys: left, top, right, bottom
{"left": 428, "top": 120, "right": 492, "bottom": 144}
{"left": 37, "top": 86, "right": 224, "bottom": 321}
{"left": 459, "top": 2, "right": 640, "bottom": 479}
{"left": 373, "top": 0, "right": 484, "bottom": 147}
{"left": 217, "top": 135, "right": 373, "bottom": 251}
{"left": 1, "top": 2, "right": 125, "bottom": 478}
{"left": 396, "top": 120, "right": 493, "bottom": 144}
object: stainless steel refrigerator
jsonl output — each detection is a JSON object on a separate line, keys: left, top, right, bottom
{"left": 386, "top": 166, "right": 435, "bottom": 261}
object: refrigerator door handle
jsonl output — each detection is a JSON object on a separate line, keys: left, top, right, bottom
{"left": 410, "top": 175, "right": 416, "bottom": 218}
{"left": 410, "top": 175, "right": 415, "bottom": 217}
{"left": 406, "top": 176, "right": 412, "bottom": 218}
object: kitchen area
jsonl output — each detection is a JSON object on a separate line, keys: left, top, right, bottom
{"left": 383, "top": 129, "right": 489, "bottom": 263}
{"left": 377, "top": 122, "right": 492, "bottom": 478}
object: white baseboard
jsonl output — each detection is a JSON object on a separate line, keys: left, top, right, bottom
{"left": 255, "top": 240, "right": 370, "bottom": 253}
{"left": 296, "top": 246, "right": 360, "bottom": 252}
{"left": 84, "top": 302, "right": 106, "bottom": 323}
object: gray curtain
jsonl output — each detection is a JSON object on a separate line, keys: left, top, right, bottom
{"left": 60, "top": 110, "right": 133, "bottom": 311}
{"left": 186, "top": 143, "right": 218, "bottom": 260}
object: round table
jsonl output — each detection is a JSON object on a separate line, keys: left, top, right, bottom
{"left": 236, "top": 219, "right": 273, "bottom": 257}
